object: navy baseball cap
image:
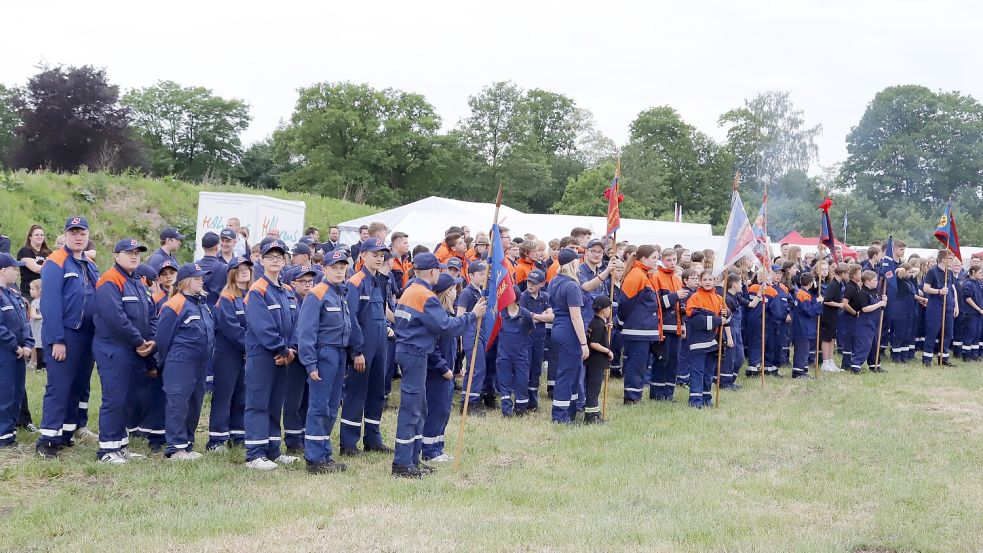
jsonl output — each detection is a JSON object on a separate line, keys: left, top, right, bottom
{"left": 586, "top": 238, "right": 605, "bottom": 250}
{"left": 434, "top": 272, "right": 462, "bottom": 293}
{"left": 114, "top": 238, "right": 147, "bottom": 254}
{"left": 261, "top": 240, "right": 288, "bottom": 256}
{"left": 64, "top": 216, "right": 89, "bottom": 231}
{"left": 527, "top": 269, "right": 546, "bottom": 285}
{"left": 298, "top": 236, "right": 316, "bottom": 247}
{"left": 228, "top": 256, "right": 253, "bottom": 270}
{"left": 259, "top": 236, "right": 276, "bottom": 249}
{"left": 292, "top": 243, "right": 312, "bottom": 256}
{"left": 160, "top": 227, "right": 186, "bottom": 241}
{"left": 0, "top": 253, "right": 25, "bottom": 268}
{"left": 360, "top": 238, "right": 390, "bottom": 253}
{"left": 293, "top": 265, "right": 318, "bottom": 279}
{"left": 220, "top": 227, "right": 237, "bottom": 240}
{"left": 446, "top": 257, "right": 463, "bottom": 270}
{"left": 201, "top": 232, "right": 220, "bottom": 249}
{"left": 413, "top": 253, "right": 446, "bottom": 270}
{"left": 771, "top": 264, "right": 783, "bottom": 272}
{"left": 468, "top": 260, "right": 488, "bottom": 274}
{"left": 558, "top": 249, "right": 579, "bottom": 266}
{"left": 592, "top": 295, "right": 612, "bottom": 310}
{"left": 324, "top": 250, "right": 350, "bottom": 266}
{"left": 176, "top": 263, "right": 211, "bottom": 281}
{"left": 135, "top": 263, "right": 158, "bottom": 282}
{"left": 158, "top": 259, "right": 179, "bottom": 274}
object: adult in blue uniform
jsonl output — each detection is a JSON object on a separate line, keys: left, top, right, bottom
{"left": 421, "top": 273, "right": 461, "bottom": 462}
{"left": 36, "top": 216, "right": 100, "bottom": 459}
{"left": 519, "top": 270, "right": 552, "bottom": 411}
{"left": 0, "top": 254, "right": 33, "bottom": 448}
{"left": 922, "top": 251, "right": 959, "bottom": 366}
{"left": 297, "top": 249, "right": 352, "bottom": 474}
{"left": 391, "top": 253, "right": 484, "bottom": 478}
{"left": 243, "top": 240, "right": 299, "bottom": 470}
{"left": 196, "top": 232, "right": 229, "bottom": 306}
{"left": 155, "top": 263, "right": 215, "bottom": 460}
{"left": 282, "top": 265, "right": 316, "bottom": 453}
{"left": 547, "top": 249, "right": 588, "bottom": 423}
{"left": 207, "top": 255, "right": 252, "bottom": 451}
{"left": 495, "top": 290, "right": 535, "bottom": 416}
{"left": 147, "top": 226, "right": 185, "bottom": 272}
{"left": 340, "top": 238, "right": 393, "bottom": 456}
{"left": 92, "top": 239, "right": 157, "bottom": 464}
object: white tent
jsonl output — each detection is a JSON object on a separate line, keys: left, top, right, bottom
{"left": 338, "top": 196, "right": 715, "bottom": 250}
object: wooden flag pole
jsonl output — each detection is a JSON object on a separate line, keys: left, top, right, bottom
{"left": 714, "top": 324, "right": 724, "bottom": 408}
{"left": 873, "top": 270, "right": 888, "bottom": 370}
{"left": 760, "top": 280, "right": 767, "bottom": 386}
{"left": 601, "top": 229, "right": 616, "bottom": 421}
{"left": 939, "top": 238, "right": 950, "bottom": 367}
{"left": 814, "top": 314, "right": 821, "bottom": 379}
{"left": 760, "top": 181, "right": 768, "bottom": 386}
{"left": 453, "top": 185, "right": 502, "bottom": 471}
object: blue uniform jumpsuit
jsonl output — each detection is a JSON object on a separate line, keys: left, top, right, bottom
{"left": 547, "top": 274, "right": 585, "bottom": 422}
{"left": 93, "top": 265, "right": 157, "bottom": 458}
{"left": 922, "top": 266, "right": 956, "bottom": 364}
{"left": 392, "top": 279, "right": 475, "bottom": 468}
{"left": 341, "top": 267, "right": 388, "bottom": 451}
{"left": 959, "top": 279, "right": 983, "bottom": 360}
{"left": 297, "top": 281, "right": 351, "bottom": 465}
{"left": 208, "top": 289, "right": 249, "bottom": 449}
{"left": 422, "top": 323, "right": 457, "bottom": 460}
{"left": 677, "top": 287, "right": 697, "bottom": 387}
{"left": 651, "top": 268, "right": 684, "bottom": 397}
{"left": 37, "top": 247, "right": 99, "bottom": 449}
{"left": 684, "top": 289, "right": 725, "bottom": 408}
{"left": 618, "top": 263, "right": 660, "bottom": 402}
{"left": 519, "top": 289, "right": 550, "bottom": 411}
{"left": 850, "top": 287, "right": 883, "bottom": 372}
{"left": 0, "top": 286, "right": 33, "bottom": 446}
{"left": 155, "top": 292, "right": 215, "bottom": 455}
{"left": 457, "top": 283, "right": 488, "bottom": 406}
{"left": 495, "top": 306, "right": 535, "bottom": 416}
{"left": 746, "top": 283, "right": 786, "bottom": 375}
{"left": 281, "top": 285, "right": 307, "bottom": 451}
{"left": 722, "top": 292, "right": 746, "bottom": 387}
{"left": 196, "top": 254, "right": 228, "bottom": 391}
{"left": 244, "top": 275, "right": 297, "bottom": 462}
{"left": 892, "top": 277, "right": 918, "bottom": 362}
{"left": 791, "top": 288, "right": 821, "bottom": 377}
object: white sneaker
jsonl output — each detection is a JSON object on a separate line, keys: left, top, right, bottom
{"left": 74, "top": 427, "right": 98, "bottom": 443}
{"left": 273, "top": 454, "right": 298, "bottom": 465}
{"left": 121, "top": 448, "right": 146, "bottom": 460}
{"left": 208, "top": 444, "right": 227, "bottom": 453}
{"left": 99, "top": 451, "right": 128, "bottom": 465}
{"left": 427, "top": 453, "right": 454, "bottom": 463}
{"left": 169, "top": 450, "right": 203, "bottom": 461}
{"left": 821, "top": 360, "right": 836, "bottom": 372}
{"left": 246, "top": 457, "right": 278, "bottom": 471}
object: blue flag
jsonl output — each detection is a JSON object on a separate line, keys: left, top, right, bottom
{"left": 934, "top": 201, "right": 962, "bottom": 261}
{"left": 481, "top": 223, "right": 516, "bottom": 350}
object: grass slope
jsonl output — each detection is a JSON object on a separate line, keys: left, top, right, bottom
{"left": 1, "top": 363, "right": 982, "bottom": 553}
{"left": 0, "top": 171, "right": 377, "bottom": 261}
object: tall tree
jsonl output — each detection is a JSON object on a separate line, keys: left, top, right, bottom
{"left": 719, "top": 91, "right": 821, "bottom": 195}
{"left": 458, "top": 81, "right": 528, "bottom": 189}
{"left": 234, "top": 137, "right": 282, "bottom": 189}
{"left": 553, "top": 160, "right": 648, "bottom": 219}
{"left": 14, "top": 65, "right": 143, "bottom": 172}
{"left": 123, "top": 80, "right": 251, "bottom": 181}
{"left": 0, "top": 84, "right": 20, "bottom": 167}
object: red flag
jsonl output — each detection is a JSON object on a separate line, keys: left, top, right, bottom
{"left": 604, "top": 160, "right": 623, "bottom": 237}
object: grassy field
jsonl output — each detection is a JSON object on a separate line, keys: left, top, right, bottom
{"left": 1, "top": 362, "right": 982, "bottom": 553}
{"left": 0, "top": 170, "right": 377, "bottom": 262}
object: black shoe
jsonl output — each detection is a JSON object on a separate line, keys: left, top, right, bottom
{"left": 527, "top": 405, "right": 539, "bottom": 413}
{"left": 339, "top": 447, "right": 362, "bottom": 457}
{"left": 392, "top": 464, "right": 423, "bottom": 479}
{"left": 941, "top": 360, "right": 956, "bottom": 367}
{"left": 610, "top": 370, "right": 624, "bottom": 379}
{"left": 148, "top": 443, "right": 164, "bottom": 454}
{"left": 393, "top": 367, "right": 402, "bottom": 379}
{"left": 792, "top": 373, "right": 814, "bottom": 379}
{"left": 744, "top": 370, "right": 760, "bottom": 378}
{"left": 623, "top": 398, "right": 640, "bottom": 406}
{"left": 307, "top": 459, "right": 347, "bottom": 474}
{"left": 364, "top": 443, "right": 394, "bottom": 454}
{"left": 286, "top": 447, "right": 304, "bottom": 456}
{"left": 36, "top": 443, "right": 59, "bottom": 459}
{"left": 482, "top": 394, "right": 497, "bottom": 409}
{"left": 417, "top": 463, "right": 435, "bottom": 474}
{"left": 514, "top": 408, "right": 528, "bottom": 417}
{"left": 766, "top": 371, "right": 784, "bottom": 378}
{"left": 584, "top": 412, "right": 604, "bottom": 425}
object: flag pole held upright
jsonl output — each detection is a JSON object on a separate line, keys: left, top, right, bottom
{"left": 453, "top": 184, "right": 503, "bottom": 471}
{"left": 934, "top": 199, "right": 961, "bottom": 367}
{"left": 601, "top": 158, "right": 623, "bottom": 421}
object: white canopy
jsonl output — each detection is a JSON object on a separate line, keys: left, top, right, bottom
{"left": 338, "top": 196, "right": 715, "bottom": 250}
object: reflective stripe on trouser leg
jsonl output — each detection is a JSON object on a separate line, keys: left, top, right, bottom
{"left": 622, "top": 340, "right": 651, "bottom": 401}
{"left": 163, "top": 358, "right": 206, "bottom": 457}
{"left": 422, "top": 370, "right": 454, "bottom": 459}
{"left": 0, "top": 351, "right": 25, "bottom": 445}
{"left": 281, "top": 361, "right": 308, "bottom": 449}
{"left": 393, "top": 351, "right": 427, "bottom": 467}
{"left": 551, "top": 324, "right": 580, "bottom": 422}
{"left": 94, "top": 342, "right": 140, "bottom": 457}
{"left": 37, "top": 326, "right": 94, "bottom": 447}
{"left": 244, "top": 351, "right": 285, "bottom": 461}
{"left": 304, "top": 346, "right": 346, "bottom": 464}
{"left": 207, "top": 346, "right": 245, "bottom": 448}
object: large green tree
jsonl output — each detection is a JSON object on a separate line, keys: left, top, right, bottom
{"left": 0, "top": 84, "right": 20, "bottom": 167}
{"left": 123, "top": 81, "right": 251, "bottom": 180}
{"left": 553, "top": 160, "right": 648, "bottom": 219}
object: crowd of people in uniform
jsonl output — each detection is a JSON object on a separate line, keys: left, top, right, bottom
{"left": 0, "top": 216, "right": 980, "bottom": 478}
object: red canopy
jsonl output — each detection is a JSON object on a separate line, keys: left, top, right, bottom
{"left": 777, "top": 231, "right": 858, "bottom": 259}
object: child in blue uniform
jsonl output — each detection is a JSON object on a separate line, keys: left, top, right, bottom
{"left": 207, "top": 256, "right": 252, "bottom": 451}
{"left": 155, "top": 263, "right": 216, "bottom": 460}
{"left": 457, "top": 260, "right": 489, "bottom": 411}
{"left": 684, "top": 271, "right": 728, "bottom": 408}
{"left": 848, "top": 270, "right": 888, "bottom": 373}
{"left": 791, "top": 272, "right": 822, "bottom": 379}
{"left": 584, "top": 295, "right": 613, "bottom": 423}
{"left": 421, "top": 273, "right": 461, "bottom": 463}
{"left": 0, "top": 254, "right": 34, "bottom": 448}
{"left": 495, "top": 287, "right": 535, "bottom": 417}
{"left": 519, "top": 270, "right": 552, "bottom": 411}
{"left": 297, "top": 250, "right": 351, "bottom": 474}
{"left": 959, "top": 266, "right": 983, "bottom": 360}
{"left": 722, "top": 273, "right": 746, "bottom": 388}
{"left": 922, "top": 251, "right": 958, "bottom": 366}
{"left": 676, "top": 269, "right": 700, "bottom": 388}
{"left": 282, "top": 266, "right": 316, "bottom": 453}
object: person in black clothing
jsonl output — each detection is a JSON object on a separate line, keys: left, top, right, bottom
{"left": 841, "top": 265, "right": 864, "bottom": 372}
{"left": 17, "top": 225, "right": 51, "bottom": 298}
{"left": 584, "top": 295, "right": 613, "bottom": 425}
{"left": 820, "top": 263, "right": 846, "bottom": 372}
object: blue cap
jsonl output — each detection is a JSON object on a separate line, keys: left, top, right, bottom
{"left": 586, "top": 238, "right": 605, "bottom": 250}
{"left": 201, "top": 232, "right": 220, "bottom": 249}
{"left": 293, "top": 265, "right": 318, "bottom": 278}
{"left": 261, "top": 240, "right": 288, "bottom": 256}
{"left": 259, "top": 237, "right": 276, "bottom": 249}
{"left": 292, "top": 243, "right": 312, "bottom": 256}
{"left": 228, "top": 256, "right": 253, "bottom": 270}
{"left": 468, "top": 260, "right": 488, "bottom": 274}
{"left": 298, "top": 236, "right": 316, "bottom": 247}
{"left": 434, "top": 272, "right": 462, "bottom": 293}
{"left": 771, "top": 263, "right": 783, "bottom": 272}
{"left": 176, "top": 263, "right": 211, "bottom": 281}
{"left": 324, "top": 250, "right": 350, "bottom": 266}
{"left": 158, "top": 259, "right": 179, "bottom": 274}
{"left": 558, "top": 249, "right": 579, "bottom": 266}
{"left": 220, "top": 227, "right": 237, "bottom": 240}
{"left": 0, "top": 253, "right": 25, "bottom": 268}
{"left": 64, "top": 216, "right": 89, "bottom": 231}
{"left": 359, "top": 238, "right": 390, "bottom": 253}
{"left": 446, "top": 257, "right": 463, "bottom": 270}
{"left": 135, "top": 263, "right": 158, "bottom": 282}
{"left": 114, "top": 238, "right": 147, "bottom": 254}
{"left": 413, "top": 253, "right": 446, "bottom": 270}
{"left": 527, "top": 269, "right": 546, "bottom": 284}
{"left": 160, "top": 227, "right": 186, "bottom": 241}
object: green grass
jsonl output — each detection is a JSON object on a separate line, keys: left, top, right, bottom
{"left": 0, "top": 170, "right": 377, "bottom": 262}
{"left": 2, "top": 362, "right": 982, "bottom": 553}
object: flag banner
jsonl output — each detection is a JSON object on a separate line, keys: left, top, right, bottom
{"left": 605, "top": 161, "right": 623, "bottom": 237}
{"left": 818, "top": 197, "right": 838, "bottom": 262}
{"left": 934, "top": 201, "right": 962, "bottom": 261}
{"left": 715, "top": 190, "right": 756, "bottom": 275}
{"left": 751, "top": 196, "right": 770, "bottom": 267}
{"left": 482, "top": 223, "right": 517, "bottom": 349}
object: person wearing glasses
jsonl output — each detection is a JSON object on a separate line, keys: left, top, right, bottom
{"left": 281, "top": 265, "right": 317, "bottom": 454}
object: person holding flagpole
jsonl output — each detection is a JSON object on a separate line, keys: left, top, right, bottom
{"left": 924, "top": 201, "right": 962, "bottom": 367}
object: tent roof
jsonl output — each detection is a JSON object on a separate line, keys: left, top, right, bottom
{"left": 777, "top": 230, "right": 855, "bottom": 251}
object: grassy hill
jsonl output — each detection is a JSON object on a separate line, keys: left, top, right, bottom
{"left": 0, "top": 170, "right": 377, "bottom": 261}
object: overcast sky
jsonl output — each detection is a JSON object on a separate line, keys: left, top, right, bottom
{"left": 3, "top": 0, "right": 979, "bottom": 172}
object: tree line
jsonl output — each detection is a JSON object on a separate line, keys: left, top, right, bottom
{"left": 2, "top": 65, "right": 982, "bottom": 247}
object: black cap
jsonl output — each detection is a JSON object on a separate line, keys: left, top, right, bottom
{"left": 592, "top": 295, "right": 612, "bottom": 310}
{"left": 201, "top": 232, "right": 220, "bottom": 249}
